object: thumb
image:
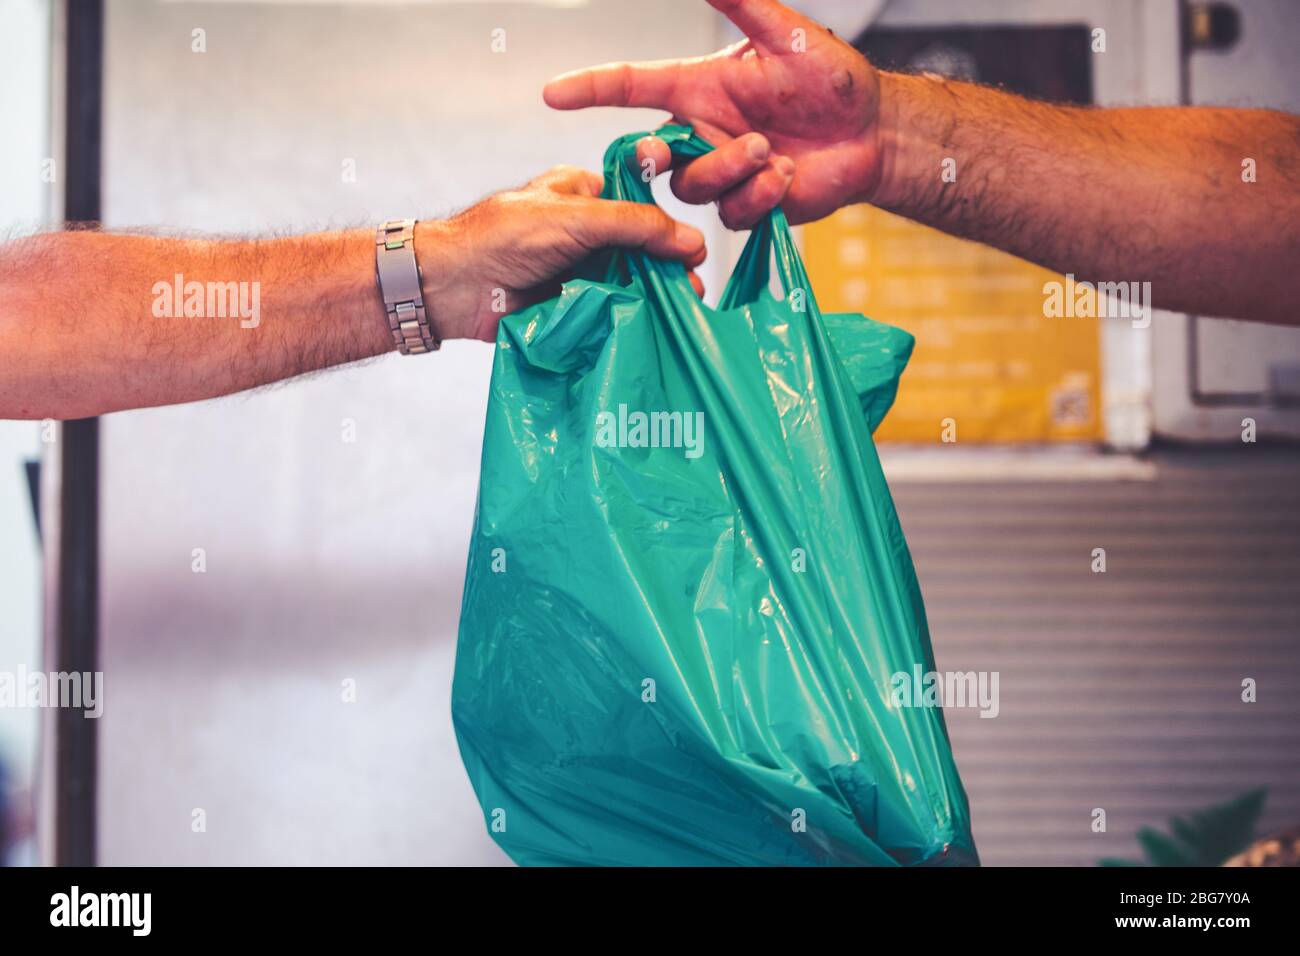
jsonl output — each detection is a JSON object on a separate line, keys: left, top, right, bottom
{"left": 707, "top": 0, "right": 794, "bottom": 50}
{"left": 569, "top": 199, "right": 706, "bottom": 262}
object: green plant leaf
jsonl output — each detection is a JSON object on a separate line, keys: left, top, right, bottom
{"left": 1138, "top": 827, "right": 1197, "bottom": 867}
{"left": 1096, "top": 788, "right": 1268, "bottom": 867}
{"left": 1165, "top": 788, "right": 1267, "bottom": 865}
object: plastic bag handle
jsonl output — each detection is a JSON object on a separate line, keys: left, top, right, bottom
{"left": 716, "top": 207, "right": 816, "bottom": 313}
{"left": 599, "top": 125, "right": 818, "bottom": 314}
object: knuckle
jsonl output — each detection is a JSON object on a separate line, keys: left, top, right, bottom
{"left": 644, "top": 206, "right": 674, "bottom": 234}
{"left": 621, "top": 202, "right": 652, "bottom": 224}
{"left": 617, "top": 63, "right": 635, "bottom": 108}
{"left": 621, "top": 204, "right": 667, "bottom": 243}
{"left": 492, "top": 190, "right": 527, "bottom": 211}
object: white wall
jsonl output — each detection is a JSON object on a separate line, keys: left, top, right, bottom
{"left": 98, "top": 0, "right": 724, "bottom": 865}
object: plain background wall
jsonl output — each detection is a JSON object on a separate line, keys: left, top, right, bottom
{"left": 98, "top": 0, "right": 727, "bottom": 865}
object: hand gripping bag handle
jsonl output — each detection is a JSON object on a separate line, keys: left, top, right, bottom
{"left": 599, "top": 124, "right": 819, "bottom": 314}
{"left": 597, "top": 125, "right": 910, "bottom": 432}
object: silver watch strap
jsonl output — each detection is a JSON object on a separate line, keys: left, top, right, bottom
{"left": 375, "top": 219, "right": 439, "bottom": 354}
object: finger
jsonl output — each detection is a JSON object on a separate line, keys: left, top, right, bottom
{"left": 635, "top": 135, "right": 673, "bottom": 180}
{"left": 543, "top": 58, "right": 683, "bottom": 111}
{"left": 687, "top": 271, "right": 706, "bottom": 299}
{"left": 569, "top": 199, "right": 706, "bottom": 261}
{"left": 706, "top": 0, "right": 794, "bottom": 50}
{"left": 683, "top": 240, "right": 708, "bottom": 271}
{"left": 717, "top": 155, "right": 794, "bottom": 230}
{"left": 530, "top": 165, "right": 604, "bottom": 197}
{"left": 510, "top": 281, "right": 562, "bottom": 317}
{"left": 689, "top": 117, "right": 737, "bottom": 150}
{"left": 670, "top": 133, "right": 770, "bottom": 204}
{"left": 635, "top": 121, "right": 738, "bottom": 179}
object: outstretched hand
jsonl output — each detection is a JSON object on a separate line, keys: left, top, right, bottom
{"left": 543, "top": 0, "right": 883, "bottom": 228}
{"left": 421, "top": 166, "right": 707, "bottom": 342}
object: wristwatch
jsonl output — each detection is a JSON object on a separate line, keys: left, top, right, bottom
{"left": 375, "top": 219, "right": 439, "bottom": 353}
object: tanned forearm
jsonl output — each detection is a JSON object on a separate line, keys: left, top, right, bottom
{"left": 871, "top": 72, "right": 1300, "bottom": 325}
{"left": 0, "top": 227, "right": 392, "bottom": 420}
{"left": 0, "top": 166, "right": 708, "bottom": 421}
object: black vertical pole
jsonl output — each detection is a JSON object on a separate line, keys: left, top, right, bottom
{"left": 56, "top": 0, "right": 104, "bottom": 867}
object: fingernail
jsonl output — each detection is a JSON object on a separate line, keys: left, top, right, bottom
{"left": 775, "top": 156, "right": 795, "bottom": 177}
{"left": 747, "top": 136, "right": 770, "bottom": 162}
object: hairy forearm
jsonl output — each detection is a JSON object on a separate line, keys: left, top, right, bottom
{"left": 0, "top": 227, "right": 393, "bottom": 419}
{"left": 870, "top": 71, "right": 1300, "bottom": 324}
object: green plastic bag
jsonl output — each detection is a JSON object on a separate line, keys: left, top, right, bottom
{"left": 453, "top": 126, "right": 977, "bottom": 866}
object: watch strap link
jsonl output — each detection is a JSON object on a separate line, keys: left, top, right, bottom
{"left": 375, "top": 219, "right": 439, "bottom": 354}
